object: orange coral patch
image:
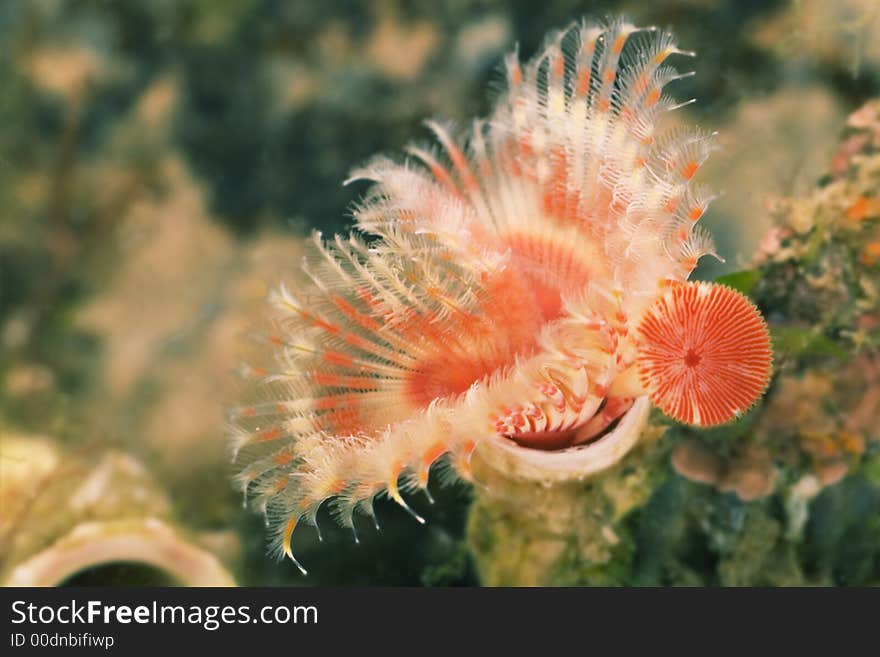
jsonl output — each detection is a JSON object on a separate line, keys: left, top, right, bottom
{"left": 847, "top": 196, "right": 880, "bottom": 222}
{"left": 861, "top": 242, "right": 880, "bottom": 266}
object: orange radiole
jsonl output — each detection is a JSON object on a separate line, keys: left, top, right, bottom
{"left": 230, "top": 17, "right": 773, "bottom": 572}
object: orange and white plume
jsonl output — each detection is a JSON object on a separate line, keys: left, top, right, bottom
{"left": 229, "top": 17, "right": 773, "bottom": 572}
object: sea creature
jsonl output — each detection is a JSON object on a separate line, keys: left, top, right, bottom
{"left": 229, "top": 17, "right": 773, "bottom": 572}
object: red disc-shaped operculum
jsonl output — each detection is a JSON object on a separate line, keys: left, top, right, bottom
{"left": 636, "top": 282, "right": 772, "bottom": 427}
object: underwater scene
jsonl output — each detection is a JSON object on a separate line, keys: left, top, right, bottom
{"left": 1, "top": 0, "right": 879, "bottom": 587}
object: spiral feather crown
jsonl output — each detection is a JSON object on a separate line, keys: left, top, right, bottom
{"left": 229, "top": 17, "right": 773, "bottom": 572}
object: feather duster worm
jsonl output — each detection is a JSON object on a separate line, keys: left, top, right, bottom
{"left": 229, "top": 18, "right": 773, "bottom": 572}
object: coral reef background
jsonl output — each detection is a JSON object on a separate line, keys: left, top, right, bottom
{"left": 1, "top": 0, "right": 879, "bottom": 586}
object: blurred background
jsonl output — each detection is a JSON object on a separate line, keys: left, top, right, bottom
{"left": 1, "top": 0, "right": 878, "bottom": 586}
